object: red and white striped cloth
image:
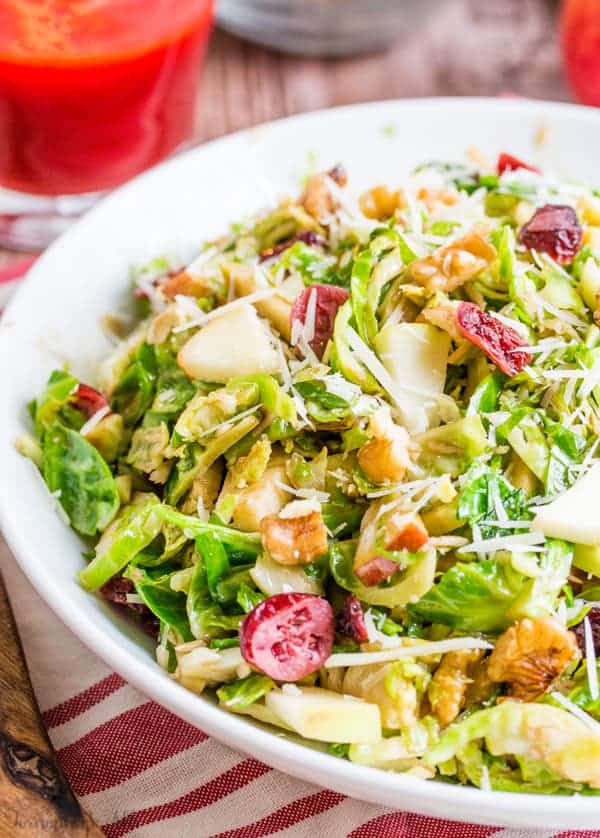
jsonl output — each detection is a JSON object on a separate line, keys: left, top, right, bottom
{"left": 2, "top": 266, "right": 600, "bottom": 838}
{"left": 2, "top": 539, "right": 600, "bottom": 838}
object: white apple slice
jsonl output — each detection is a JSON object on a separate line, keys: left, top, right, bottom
{"left": 533, "top": 462, "right": 600, "bottom": 545}
{"left": 177, "top": 303, "right": 279, "bottom": 382}
{"left": 374, "top": 323, "right": 450, "bottom": 433}
{"left": 265, "top": 686, "right": 382, "bottom": 744}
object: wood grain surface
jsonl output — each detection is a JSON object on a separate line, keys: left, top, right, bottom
{"left": 0, "top": 575, "right": 102, "bottom": 837}
{"left": 0, "top": 0, "right": 568, "bottom": 270}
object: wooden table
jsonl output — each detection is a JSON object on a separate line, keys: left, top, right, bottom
{"left": 0, "top": 0, "right": 568, "bottom": 269}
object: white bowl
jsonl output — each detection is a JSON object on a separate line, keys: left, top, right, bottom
{"left": 2, "top": 98, "right": 600, "bottom": 830}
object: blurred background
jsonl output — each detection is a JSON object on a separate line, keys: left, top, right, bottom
{"left": 207, "top": 0, "right": 569, "bottom": 141}
{"left": 0, "top": 0, "right": 594, "bottom": 257}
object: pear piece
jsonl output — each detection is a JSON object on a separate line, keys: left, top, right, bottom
{"left": 178, "top": 303, "right": 279, "bottom": 383}
{"left": 533, "top": 463, "right": 600, "bottom": 545}
{"left": 374, "top": 323, "right": 450, "bottom": 433}
{"left": 265, "top": 686, "right": 381, "bottom": 744}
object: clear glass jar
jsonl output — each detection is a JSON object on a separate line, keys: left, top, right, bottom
{"left": 217, "top": 0, "right": 439, "bottom": 57}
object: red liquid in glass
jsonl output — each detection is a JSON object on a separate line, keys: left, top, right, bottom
{"left": 561, "top": 0, "right": 600, "bottom": 106}
{"left": 0, "top": 1, "right": 213, "bottom": 196}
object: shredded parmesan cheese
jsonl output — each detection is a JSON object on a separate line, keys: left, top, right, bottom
{"left": 324, "top": 637, "right": 493, "bottom": 668}
{"left": 274, "top": 480, "right": 330, "bottom": 504}
{"left": 79, "top": 405, "right": 110, "bottom": 436}
{"left": 539, "top": 299, "right": 588, "bottom": 329}
{"left": 185, "top": 246, "right": 218, "bottom": 276}
{"left": 479, "top": 764, "right": 491, "bottom": 792}
{"left": 303, "top": 288, "right": 317, "bottom": 345}
{"left": 458, "top": 531, "right": 546, "bottom": 555}
{"left": 173, "top": 288, "right": 279, "bottom": 334}
{"left": 584, "top": 617, "right": 599, "bottom": 701}
{"left": 551, "top": 692, "right": 600, "bottom": 733}
{"left": 193, "top": 405, "right": 262, "bottom": 441}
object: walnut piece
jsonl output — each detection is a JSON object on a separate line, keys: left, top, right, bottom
{"left": 429, "top": 649, "right": 486, "bottom": 728}
{"left": 359, "top": 185, "right": 406, "bottom": 220}
{"left": 301, "top": 165, "right": 346, "bottom": 221}
{"left": 488, "top": 617, "right": 579, "bottom": 702}
{"left": 162, "top": 270, "right": 214, "bottom": 300}
{"left": 261, "top": 508, "right": 329, "bottom": 565}
{"left": 410, "top": 231, "right": 497, "bottom": 295}
{"left": 417, "top": 186, "right": 459, "bottom": 213}
{"left": 464, "top": 658, "right": 494, "bottom": 707}
{"left": 357, "top": 408, "right": 410, "bottom": 484}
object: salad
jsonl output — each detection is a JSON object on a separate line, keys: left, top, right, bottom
{"left": 19, "top": 152, "right": 600, "bottom": 794}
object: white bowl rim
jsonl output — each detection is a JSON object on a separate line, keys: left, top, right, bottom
{"left": 2, "top": 96, "right": 600, "bottom": 829}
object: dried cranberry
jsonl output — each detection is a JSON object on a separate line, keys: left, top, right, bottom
{"left": 100, "top": 576, "right": 146, "bottom": 615}
{"left": 100, "top": 576, "right": 159, "bottom": 638}
{"left": 519, "top": 204, "right": 583, "bottom": 265}
{"left": 457, "top": 302, "right": 532, "bottom": 377}
{"left": 355, "top": 557, "right": 398, "bottom": 587}
{"left": 240, "top": 592, "right": 334, "bottom": 681}
{"left": 100, "top": 575, "right": 133, "bottom": 605}
{"left": 497, "top": 153, "right": 541, "bottom": 175}
{"left": 575, "top": 608, "right": 600, "bottom": 656}
{"left": 290, "top": 283, "right": 349, "bottom": 359}
{"left": 337, "top": 595, "right": 369, "bottom": 644}
{"left": 140, "top": 613, "right": 160, "bottom": 638}
{"left": 74, "top": 383, "right": 110, "bottom": 419}
{"left": 259, "top": 231, "right": 327, "bottom": 263}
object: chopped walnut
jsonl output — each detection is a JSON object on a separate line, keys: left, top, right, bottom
{"left": 464, "top": 657, "right": 495, "bottom": 707}
{"left": 417, "top": 186, "right": 459, "bottom": 213}
{"left": 488, "top": 617, "right": 579, "bottom": 702}
{"left": 162, "top": 270, "right": 214, "bottom": 300}
{"left": 147, "top": 304, "right": 187, "bottom": 345}
{"left": 359, "top": 185, "right": 406, "bottom": 220}
{"left": 301, "top": 166, "right": 345, "bottom": 221}
{"left": 357, "top": 407, "right": 411, "bottom": 484}
{"left": 429, "top": 649, "right": 486, "bottom": 728}
{"left": 410, "top": 231, "right": 497, "bottom": 295}
{"left": 260, "top": 505, "right": 329, "bottom": 565}
{"left": 419, "top": 295, "right": 463, "bottom": 342}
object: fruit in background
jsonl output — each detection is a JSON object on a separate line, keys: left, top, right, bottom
{"left": 561, "top": 0, "right": 600, "bottom": 105}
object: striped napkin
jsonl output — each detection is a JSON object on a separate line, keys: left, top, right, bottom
{"left": 2, "top": 267, "right": 599, "bottom": 837}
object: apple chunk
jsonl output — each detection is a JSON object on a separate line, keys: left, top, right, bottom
{"left": 533, "top": 462, "right": 600, "bottom": 545}
{"left": 178, "top": 303, "right": 279, "bottom": 383}
{"left": 265, "top": 686, "right": 381, "bottom": 744}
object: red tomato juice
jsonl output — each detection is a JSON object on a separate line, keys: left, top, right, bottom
{"left": 0, "top": 0, "right": 213, "bottom": 196}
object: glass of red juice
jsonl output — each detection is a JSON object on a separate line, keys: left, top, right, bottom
{"left": 0, "top": 0, "right": 214, "bottom": 250}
